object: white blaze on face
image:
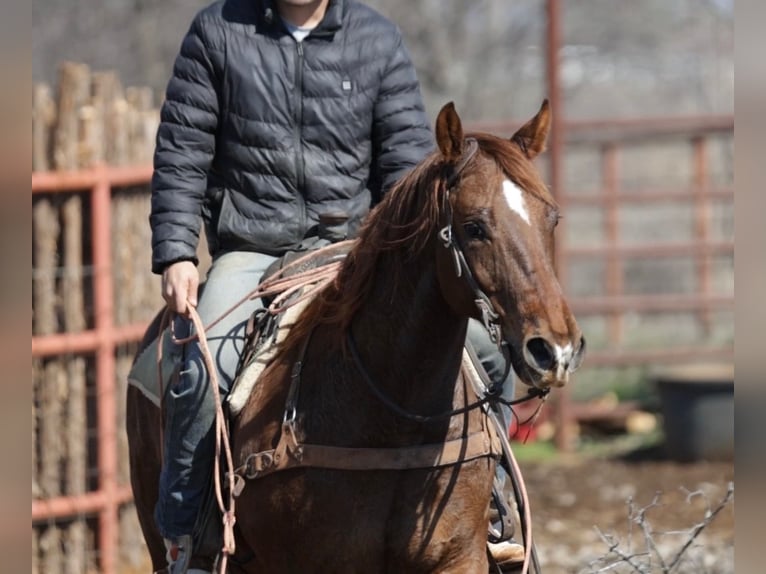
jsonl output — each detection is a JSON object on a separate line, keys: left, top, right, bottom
{"left": 502, "top": 179, "right": 530, "bottom": 225}
{"left": 554, "top": 342, "right": 574, "bottom": 379}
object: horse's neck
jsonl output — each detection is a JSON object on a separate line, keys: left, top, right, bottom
{"left": 351, "top": 250, "right": 467, "bottom": 416}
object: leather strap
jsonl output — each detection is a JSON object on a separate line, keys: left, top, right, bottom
{"left": 445, "top": 138, "right": 479, "bottom": 188}
{"left": 236, "top": 422, "right": 501, "bottom": 484}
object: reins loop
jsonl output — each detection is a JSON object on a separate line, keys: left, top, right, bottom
{"left": 156, "top": 244, "right": 351, "bottom": 573}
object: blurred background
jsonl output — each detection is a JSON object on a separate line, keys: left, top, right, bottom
{"left": 32, "top": 1, "right": 734, "bottom": 572}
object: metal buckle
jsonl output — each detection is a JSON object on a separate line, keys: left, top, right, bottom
{"left": 438, "top": 225, "right": 452, "bottom": 248}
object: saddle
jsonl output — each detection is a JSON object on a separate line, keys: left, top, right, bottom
{"left": 226, "top": 241, "right": 352, "bottom": 416}
{"left": 190, "top": 242, "right": 353, "bottom": 562}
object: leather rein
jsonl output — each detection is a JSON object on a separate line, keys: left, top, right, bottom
{"left": 233, "top": 329, "right": 501, "bottom": 485}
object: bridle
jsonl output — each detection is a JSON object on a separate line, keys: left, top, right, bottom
{"left": 437, "top": 138, "right": 503, "bottom": 346}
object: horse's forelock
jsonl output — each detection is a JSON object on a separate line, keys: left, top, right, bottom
{"left": 469, "top": 133, "right": 558, "bottom": 210}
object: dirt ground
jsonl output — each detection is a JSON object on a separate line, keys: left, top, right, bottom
{"left": 123, "top": 451, "right": 734, "bottom": 574}
{"left": 519, "top": 455, "right": 734, "bottom": 574}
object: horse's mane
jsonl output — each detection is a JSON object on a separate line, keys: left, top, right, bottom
{"left": 281, "top": 133, "right": 556, "bottom": 354}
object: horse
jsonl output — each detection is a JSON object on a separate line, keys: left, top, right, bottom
{"left": 127, "top": 100, "right": 585, "bottom": 573}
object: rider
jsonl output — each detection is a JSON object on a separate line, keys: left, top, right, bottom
{"left": 148, "top": 1, "right": 521, "bottom": 571}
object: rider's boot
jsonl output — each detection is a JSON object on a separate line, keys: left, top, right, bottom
{"left": 164, "top": 535, "right": 209, "bottom": 574}
{"left": 487, "top": 463, "right": 525, "bottom": 568}
{"left": 488, "top": 540, "right": 525, "bottom": 568}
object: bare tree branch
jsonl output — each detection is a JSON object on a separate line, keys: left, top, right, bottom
{"left": 583, "top": 482, "right": 734, "bottom": 574}
{"left": 666, "top": 482, "right": 734, "bottom": 573}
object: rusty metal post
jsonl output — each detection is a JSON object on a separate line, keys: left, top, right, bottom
{"left": 602, "top": 143, "right": 623, "bottom": 344}
{"left": 692, "top": 136, "right": 712, "bottom": 335}
{"left": 546, "top": 0, "right": 564, "bottom": 266}
{"left": 546, "top": 0, "right": 573, "bottom": 452}
{"left": 31, "top": 323, "right": 149, "bottom": 357}
{"left": 32, "top": 486, "right": 134, "bottom": 521}
{"left": 92, "top": 166, "right": 118, "bottom": 574}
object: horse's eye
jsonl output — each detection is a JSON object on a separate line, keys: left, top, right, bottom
{"left": 463, "top": 221, "right": 487, "bottom": 241}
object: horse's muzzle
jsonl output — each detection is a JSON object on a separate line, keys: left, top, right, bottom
{"left": 522, "top": 334, "right": 586, "bottom": 388}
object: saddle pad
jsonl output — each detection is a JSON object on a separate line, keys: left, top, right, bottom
{"left": 462, "top": 347, "right": 493, "bottom": 397}
{"left": 226, "top": 292, "right": 314, "bottom": 416}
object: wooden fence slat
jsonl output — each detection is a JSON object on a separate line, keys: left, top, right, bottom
{"left": 62, "top": 197, "right": 87, "bottom": 332}
{"left": 35, "top": 65, "right": 159, "bottom": 171}
{"left": 111, "top": 98, "right": 130, "bottom": 166}
{"left": 93, "top": 71, "right": 124, "bottom": 166}
{"left": 113, "top": 197, "right": 129, "bottom": 327}
{"left": 33, "top": 196, "right": 65, "bottom": 518}
{"left": 33, "top": 197, "right": 63, "bottom": 571}
{"left": 53, "top": 62, "right": 91, "bottom": 171}
{"left": 62, "top": 196, "right": 88, "bottom": 574}
{"left": 40, "top": 526, "right": 63, "bottom": 574}
{"left": 33, "top": 85, "right": 56, "bottom": 172}
{"left": 33, "top": 199, "right": 59, "bottom": 335}
{"left": 126, "top": 86, "right": 157, "bottom": 164}
{"left": 32, "top": 526, "right": 40, "bottom": 574}
{"left": 40, "top": 363, "right": 66, "bottom": 573}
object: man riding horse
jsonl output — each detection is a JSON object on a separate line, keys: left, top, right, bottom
{"left": 137, "top": 0, "right": 524, "bottom": 571}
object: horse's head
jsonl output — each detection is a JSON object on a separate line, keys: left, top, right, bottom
{"left": 435, "top": 101, "right": 585, "bottom": 389}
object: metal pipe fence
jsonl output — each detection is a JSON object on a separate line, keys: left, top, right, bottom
{"left": 32, "top": 165, "right": 151, "bottom": 574}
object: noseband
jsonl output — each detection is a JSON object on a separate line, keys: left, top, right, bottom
{"left": 438, "top": 138, "right": 503, "bottom": 346}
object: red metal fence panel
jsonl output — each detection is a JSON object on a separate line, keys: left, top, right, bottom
{"left": 32, "top": 165, "right": 152, "bottom": 574}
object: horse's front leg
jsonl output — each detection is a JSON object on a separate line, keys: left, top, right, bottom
{"left": 436, "top": 553, "right": 489, "bottom": 574}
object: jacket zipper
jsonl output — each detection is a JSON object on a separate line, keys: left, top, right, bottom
{"left": 293, "top": 41, "right": 307, "bottom": 234}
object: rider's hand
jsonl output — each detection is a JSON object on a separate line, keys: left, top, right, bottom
{"left": 161, "top": 260, "right": 199, "bottom": 316}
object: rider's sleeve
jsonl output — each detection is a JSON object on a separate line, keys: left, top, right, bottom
{"left": 370, "top": 30, "right": 434, "bottom": 203}
{"left": 150, "top": 13, "right": 221, "bottom": 274}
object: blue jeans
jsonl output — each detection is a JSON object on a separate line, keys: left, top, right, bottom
{"left": 155, "top": 251, "right": 277, "bottom": 540}
{"left": 466, "top": 319, "right": 516, "bottom": 428}
{"left": 154, "top": 250, "right": 515, "bottom": 539}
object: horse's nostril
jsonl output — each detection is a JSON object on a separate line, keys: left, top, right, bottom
{"left": 571, "top": 335, "right": 587, "bottom": 371}
{"left": 525, "top": 337, "right": 556, "bottom": 371}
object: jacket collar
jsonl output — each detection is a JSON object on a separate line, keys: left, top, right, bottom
{"left": 259, "top": 0, "right": 344, "bottom": 34}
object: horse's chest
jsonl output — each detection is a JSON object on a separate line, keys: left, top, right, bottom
{"left": 245, "top": 464, "right": 490, "bottom": 571}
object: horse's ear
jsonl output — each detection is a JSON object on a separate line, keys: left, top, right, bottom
{"left": 435, "top": 102, "right": 464, "bottom": 163}
{"left": 511, "top": 99, "right": 551, "bottom": 159}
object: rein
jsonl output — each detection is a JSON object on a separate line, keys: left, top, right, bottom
{"left": 347, "top": 327, "right": 546, "bottom": 424}
{"left": 187, "top": 306, "right": 238, "bottom": 572}
{"left": 156, "top": 244, "right": 350, "bottom": 573}
{"left": 233, "top": 325, "right": 505, "bottom": 484}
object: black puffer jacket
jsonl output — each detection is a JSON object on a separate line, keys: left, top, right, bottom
{"left": 150, "top": 0, "right": 434, "bottom": 273}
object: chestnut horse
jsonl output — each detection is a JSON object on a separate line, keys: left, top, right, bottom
{"left": 127, "top": 100, "right": 585, "bottom": 573}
